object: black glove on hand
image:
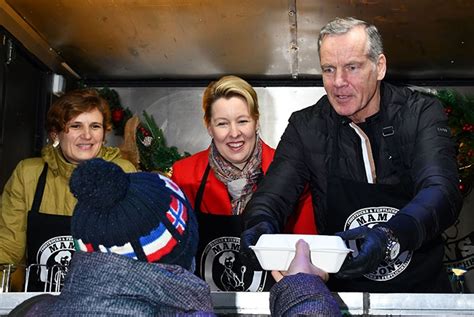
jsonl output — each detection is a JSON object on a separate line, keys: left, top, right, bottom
{"left": 335, "top": 226, "right": 388, "bottom": 279}
{"left": 240, "top": 221, "right": 276, "bottom": 271}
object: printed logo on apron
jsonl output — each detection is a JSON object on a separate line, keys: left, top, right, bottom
{"left": 200, "top": 236, "right": 267, "bottom": 291}
{"left": 36, "top": 235, "right": 75, "bottom": 285}
{"left": 344, "top": 206, "right": 413, "bottom": 281}
{"left": 443, "top": 219, "right": 474, "bottom": 271}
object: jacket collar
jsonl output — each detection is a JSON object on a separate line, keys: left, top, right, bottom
{"left": 41, "top": 144, "right": 121, "bottom": 178}
{"left": 380, "top": 81, "right": 405, "bottom": 125}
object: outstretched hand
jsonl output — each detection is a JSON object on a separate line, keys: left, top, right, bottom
{"left": 271, "top": 239, "right": 329, "bottom": 283}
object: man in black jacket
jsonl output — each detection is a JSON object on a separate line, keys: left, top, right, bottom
{"left": 240, "top": 17, "right": 463, "bottom": 293}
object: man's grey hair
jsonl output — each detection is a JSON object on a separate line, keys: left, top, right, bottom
{"left": 317, "top": 17, "right": 383, "bottom": 63}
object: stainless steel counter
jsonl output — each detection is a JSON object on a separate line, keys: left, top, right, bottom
{"left": 1, "top": 292, "right": 474, "bottom": 316}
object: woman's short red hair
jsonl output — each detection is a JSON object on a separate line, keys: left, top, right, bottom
{"left": 46, "top": 89, "right": 112, "bottom": 135}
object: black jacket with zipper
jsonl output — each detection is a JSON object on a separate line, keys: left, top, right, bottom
{"left": 244, "top": 82, "right": 462, "bottom": 253}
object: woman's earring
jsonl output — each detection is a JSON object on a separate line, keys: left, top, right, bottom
{"left": 53, "top": 139, "right": 60, "bottom": 148}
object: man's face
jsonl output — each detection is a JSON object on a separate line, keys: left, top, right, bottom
{"left": 320, "top": 26, "right": 386, "bottom": 123}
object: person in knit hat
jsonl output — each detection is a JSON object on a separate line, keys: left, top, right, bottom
{"left": 16, "top": 158, "right": 214, "bottom": 316}
{"left": 70, "top": 157, "right": 198, "bottom": 270}
{"left": 11, "top": 158, "right": 340, "bottom": 316}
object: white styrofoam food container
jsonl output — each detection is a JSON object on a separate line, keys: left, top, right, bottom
{"left": 250, "top": 234, "right": 352, "bottom": 273}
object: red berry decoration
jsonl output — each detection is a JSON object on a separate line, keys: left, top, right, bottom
{"left": 112, "top": 108, "right": 124, "bottom": 123}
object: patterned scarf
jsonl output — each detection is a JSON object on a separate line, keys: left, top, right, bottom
{"left": 209, "top": 137, "right": 263, "bottom": 215}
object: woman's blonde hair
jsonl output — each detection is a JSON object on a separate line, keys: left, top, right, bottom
{"left": 202, "top": 75, "right": 259, "bottom": 127}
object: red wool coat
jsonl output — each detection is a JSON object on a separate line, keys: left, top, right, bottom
{"left": 172, "top": 142, "right": 317, "bottom": 234}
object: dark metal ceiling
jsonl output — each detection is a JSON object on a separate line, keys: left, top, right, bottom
{"left": 4, "top": 0, "right": 474, "bottom": 83}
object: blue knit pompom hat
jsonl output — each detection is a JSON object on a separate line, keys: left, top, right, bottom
{"left": 69, "top": 158, "right": 198, "bottom": 270}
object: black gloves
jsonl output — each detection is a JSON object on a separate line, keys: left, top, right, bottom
{"left": 240, "top": 221, "right": 276, "bottom": 271}
{"left": 335, "top": 226, "right": 388, "bottom": 279}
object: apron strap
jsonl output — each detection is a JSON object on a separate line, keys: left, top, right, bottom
{"left": 31, "top": 163, "right": 48, "bottom": 214}
{"left": 195, "top": 164, "right": 211, "bottom": 214}
{"left": 329, "top": 120, "right": 343, "bottom": 176}
{"left": 323, "top": 120, "right": 344, "bottom": 234}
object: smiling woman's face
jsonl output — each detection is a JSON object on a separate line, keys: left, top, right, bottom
{"left": 207, "top": 96, "right": 258, "bottom": 169}
{"left": 55, "top": 108, "right": 105, "bottom": 164}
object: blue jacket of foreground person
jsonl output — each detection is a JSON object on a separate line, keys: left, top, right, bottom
{"left": 14, "top": 253, "right": 341, "bottom": 316}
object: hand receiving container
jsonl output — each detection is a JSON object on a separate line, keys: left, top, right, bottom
{"left": 250, "top": 234, "right": 352, "bottom": 272}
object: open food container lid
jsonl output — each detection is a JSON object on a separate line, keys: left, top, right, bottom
{"left": 250, "top": 234, "right": 352, "bottom": 273}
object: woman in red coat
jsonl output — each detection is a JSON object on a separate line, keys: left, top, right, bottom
{"left": 172, "top": 75, "right": 316, "bottom": 292}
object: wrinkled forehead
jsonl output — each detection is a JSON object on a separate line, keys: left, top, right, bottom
{"left": 319, "top": 27, "right": 369, "bottom": 60}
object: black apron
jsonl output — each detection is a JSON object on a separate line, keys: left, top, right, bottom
{"left": 324, "top": 121, "right": 450, "bottom": 293}
{"left": 195, "top": 165, "right": 273, "bottom": 292}
{"left": 26, "top": 164, "right": 75, "bottom": 291}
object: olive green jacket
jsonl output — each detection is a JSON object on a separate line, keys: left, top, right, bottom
{"left": 0, "top": 145, "right": 136, "bottom": 270}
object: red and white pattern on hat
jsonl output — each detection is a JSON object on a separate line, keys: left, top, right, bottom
{"left": 75, "top": 239, "right": 139, "bottom": 260}
{"left": 159, "top": 174, "right": 186, "bottom": 200}
{"left": 143, "top": 192, "right": 188, "bottom": 262}
{"left": 75, "top": 238, "right": 139, "bottom": 259}
{"left": 167, "top": 195, "right": 187, "bottom": 234}
{"left": 74, "top": 182, "right": 189, "bottom": 263}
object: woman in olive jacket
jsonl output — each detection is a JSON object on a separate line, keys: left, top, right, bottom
{"left": 0, "top": 89, "right": 135, "bottom": 291}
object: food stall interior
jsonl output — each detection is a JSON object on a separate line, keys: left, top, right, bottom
{"left": 1, "top": 0, "right": 474, "bottom": 315}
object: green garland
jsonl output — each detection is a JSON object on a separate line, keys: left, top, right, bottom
{"left": 97, "top": 87, "right": 133, "bottom": 136}
{"left": 96, "top": 87, "right": 188, "bottom": 174}
{"left": 433, "top": 89, "right": 474, "bottom": 197}
{"left": 136, "top": 111, "right": 190, "bottom": 174}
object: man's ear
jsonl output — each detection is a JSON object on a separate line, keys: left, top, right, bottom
{"left": 376, "top": 54, "right": 387, "bottom": 81}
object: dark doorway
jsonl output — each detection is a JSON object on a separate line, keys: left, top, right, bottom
{"left": 0, "top": 27, "right": 51, "bottom": 190}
